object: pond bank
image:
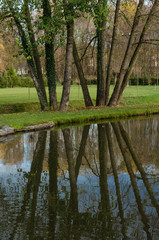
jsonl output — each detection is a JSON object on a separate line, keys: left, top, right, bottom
{"left": 0, "top": 103, "right": 159, "bottom": 136}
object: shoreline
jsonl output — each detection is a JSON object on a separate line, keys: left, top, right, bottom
{"left": 1, "top": 104, "right": 159, "bottom": 137}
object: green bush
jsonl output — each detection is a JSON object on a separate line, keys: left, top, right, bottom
{"left": 129, "top": 77, "right": 149, "bottom": 86}
{"left": 86, "top": 79, "right": 97, "bottom": 85}
{"left": 150, "top": 77, "right": 159, "bottom": 85}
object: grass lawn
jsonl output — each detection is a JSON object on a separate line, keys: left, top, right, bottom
{"left": 0, "top": 85, "right": 159, "bottom": 106}
{"left": 0, "top": 85, "right": 159, "bottom": 129}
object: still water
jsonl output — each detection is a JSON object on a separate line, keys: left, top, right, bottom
{"left": 0, "top": 118, "right": 159, "bottom": 240}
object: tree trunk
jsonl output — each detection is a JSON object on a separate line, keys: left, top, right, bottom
{"left": 27, "top": 61, "right": 49, "bottom": 110}
{"left": 60, "top": 19, "right": 74, "bottom": 111}
{"left": 96, "top": 18, "right": 106, "bottom": 106}
{"left": 42, "top": 0, "right": 58, "bottom": 110}
{"left": 73, "top": 40, "right": 93, "bottom": 107}
{"left": 108, "top": 0, "right": 144, "bottom": 106}
{"left": 24, "top": 0, "right": 47, "bottom": 103}
{"left": 105, "top": 0, "right": 121, "bottom": 105}
{"left": 45, "top": 43, "right": 58, "bottom": 110}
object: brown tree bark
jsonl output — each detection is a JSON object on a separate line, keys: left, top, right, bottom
{"left": 73, "top": 40, "right": 93, "bottom": 107}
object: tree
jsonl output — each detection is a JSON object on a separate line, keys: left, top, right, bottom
{"left": 60, "top": 0, "right": 74, "bottom": 110}
{"left": 0, "top": 0, "right": 48, "bottom": 110}
{"left": 42, "top": 0, "right": 58, "bottom": 110}
{"left": 109, "top": 0, "right": 159, "bottom": 106}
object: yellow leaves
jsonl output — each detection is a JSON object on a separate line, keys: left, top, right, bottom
{"left": 121, "top": 0, "right": 137, "bottom": 17}
{"left": 0, "top": 43, "right": 5, "bottom": 51}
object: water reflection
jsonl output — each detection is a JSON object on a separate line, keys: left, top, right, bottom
{"left": 0, "top": 119, "right": 159, "bottom": 239}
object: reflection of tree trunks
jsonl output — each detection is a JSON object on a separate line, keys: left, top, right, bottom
{"left": 63, "top": 128, "right": 80, "bottom": 239}
{"left": 112, "top": 123, "right": 152, "bottom": 240}
{"left": 105, "top": 123, "right": 126, "bottom": 239}
{"left": 9, "top": 131, "right": 47, "bottom": 240}
{"left": 48, "top": 131, "right": 58, "bottom": 239}
{"left": 75, "top": 125, "right": 90, "bottom": 179}
{"left": 27, "top": 133, "right": 46, "bottom": 238}
{"left": 118, "top": 122, "right": 159, "bottom": 216}
{"left": 98, "top": 124, "right": 112, "bottom": 237}
{"left": 63, "top": 129, "right": 78, "bottom": 212}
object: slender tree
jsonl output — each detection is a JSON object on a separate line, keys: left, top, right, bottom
{"left": 96, "top": 0, "right": 108, "bottom": 106}
{"left": 60, "top": 0, "right": 74, "bottom": 111}
{"left": 42, "top": 0, "right": 58, "bottom": 110}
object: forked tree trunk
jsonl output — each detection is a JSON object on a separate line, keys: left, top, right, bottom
{"left": 105, "top": 0, "right": 121, "bottom": 105}
{"left": 9, "top": 3, "right": 48, "bottom": 110}
{"left": 43, "top": 0, "right": 58, "bottom": 110}
{"left": 108, "top": 0, "right": 144, "bottom": 106}
{"left": 109, "top": 0, "right": 159, "bottom": 106}
{"left": 60, "top": 19, "right": 74, "bottom": 111}
{"left": 23, "top": 0, "right": 47, "bottom": 103}
{"left": 73, "top": 40, "right": 93, "bottom": 107}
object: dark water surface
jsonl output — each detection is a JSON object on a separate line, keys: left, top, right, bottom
{"left": 0, "top": 118, "right": 159, "bottom": 240}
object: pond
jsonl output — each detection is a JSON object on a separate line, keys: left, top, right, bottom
{"left": 0, "top": 118, "right": 159, "bottom": 239}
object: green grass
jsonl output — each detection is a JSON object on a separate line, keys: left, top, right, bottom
{"left": 0, "top": 85, "right": 159, "bottom": 105}
{"left": 0, "top": 104, "right": 159, "bottom": 130}
{"left": 0, "top": 85, "right": 159, "bottom": 129}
